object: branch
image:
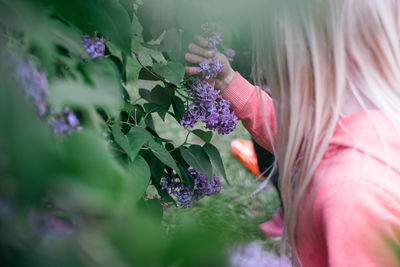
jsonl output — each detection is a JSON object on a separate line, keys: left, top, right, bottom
{"left": 131, "top": 50, "right": 178, "bottom": 89}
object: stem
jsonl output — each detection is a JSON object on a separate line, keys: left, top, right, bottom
{"left": 132, "top": 50, "right": 178, "bottom": 89}
{"left": 175, "top": 88, "right": 192, "bottom": 100}
{"left": 183, "top": 130, "right": 191, "bottom": 145}
{"left": 109, "top": 145, "right": 128, "bottom": 155}
{"left": 134, "top": 109, "right": 137, "bottom": 126}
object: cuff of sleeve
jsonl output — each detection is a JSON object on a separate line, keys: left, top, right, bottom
{"left": 221, "top": 72, "right": 256, "bottom": 115}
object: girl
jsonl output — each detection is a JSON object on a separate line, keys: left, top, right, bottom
{"left": 185, "top": 0, "right": 400, "bottom": 266}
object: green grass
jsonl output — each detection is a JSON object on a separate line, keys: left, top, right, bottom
{"left": 152, "top": 114, "right": 281, "bottom": 250}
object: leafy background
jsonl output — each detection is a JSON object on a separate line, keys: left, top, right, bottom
{"left": 0, "top": 0, "right": 280, "bottom": 266}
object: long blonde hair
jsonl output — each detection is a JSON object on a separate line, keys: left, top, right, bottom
{"left": 252, "top": 0, "right": 400, "bottom": 263}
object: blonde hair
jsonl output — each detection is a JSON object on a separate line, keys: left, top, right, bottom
{"left": 252, "top": 0, "right": 400, "bottom": 263}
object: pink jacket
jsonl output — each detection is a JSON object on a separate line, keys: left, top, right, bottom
{"left": 222, "top": 72, "right": 400, "bottom": 266}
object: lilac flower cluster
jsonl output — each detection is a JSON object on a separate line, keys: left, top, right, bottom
{"left": 198, "top": 59, "right": 224, "bottom": 79}
{"left": 16, "top": 60, "right": 48, "bottom": 116}
{"left": 160, "top": 169, "right": 222, "bottom": 208}
{"left": 201, "top": 23, "right": 235, "bottom": 61}
{"left": 16, "top": 59, "right": 81, "bottom": 135}
{"left": 182, "top": 79, "right": 237, "bottom": 135}
{"left": 223, "top": 45, "right": 236, "bottom": 62}
{"left": 49, "top": 107, "right": 81, "bottom": 135}
{"left": 82, "top": 34, "right": 106, "bottom": 58}
{"left": 201, "top": 23, "right": 222, "bottom": 50}
{"left": 229, "top": 242, "right": 292, "bottom": 267}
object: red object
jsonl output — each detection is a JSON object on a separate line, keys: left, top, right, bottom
{"left": 230, "top": 139, "right": 261, "bottom": 176}
{"left": 259, "top": 208, "right": 284, "bottom": 238}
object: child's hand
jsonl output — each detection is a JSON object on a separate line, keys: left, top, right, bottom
{"left": 185, "top": 35, "right": 235, "bottom": 91}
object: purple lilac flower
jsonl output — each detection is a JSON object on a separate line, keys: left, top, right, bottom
{"left": 190, "top": 168, "right": 222, "bottom": 201}
{"left": 198, "top": 59, "right": 224, "bottom": 79}
{"left": 160, "top": 176, "right": 194, "bottom": 208}
{"left": 28, "top": 208, "right": 74, "bottom": 239}
{"left": 182, "top": 79, "right": 237, "bottom": 135}
{"left": 223, "top": 45, "right": 236, "bottom": 62}
{"left": 229, "top": 242, "right": 292, "bottom": 267}
{"left": 210, "top": 175, "right": 222, "bottom": 194}
{"left": 82, "top": 34, "right": 106, "bottom": 58}
{"left": 160, "top": 169, "right": 222, "bottom": 208}
{"left": 201, "top": 23, "right": 222, "bottom": 49}
{"left": 49, "top": 107, "right": 80, "bottom": 135}
{"left": 201, "top": 23, "right": 214, "bottom": 39}
{"left": 207, "top": 32, "right": 222, "bottom": 49}
{"left": 16, "top": 60, "right": 48, "bottom": 116}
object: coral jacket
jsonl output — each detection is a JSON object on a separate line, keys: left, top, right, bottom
{"left": 222, "top": 72, "right": 400, "bottom": 266}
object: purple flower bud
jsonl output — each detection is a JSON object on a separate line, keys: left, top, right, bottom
{"left": 64, "top": 107, "right": 80, "bottom": 127}
{"left": 207, "top": 33, "right": 222, "bottom": 49}
{"left": 223, "top": 46, "right": 236, "bottom": 62}
{"left": 49, "top": 107, "right": 80, "bottom": 135}
{"left": 82, "top": 34, "right": 106, "bottom": 58}
{"left": 198, "top": 59, "right": 224, "bottom": 80}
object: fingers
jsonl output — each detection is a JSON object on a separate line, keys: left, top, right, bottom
{"left": 185, "top": 53, "right": 208, "bottom": 64}
{"left": 185, "top": 66, "right": 200, "bottom": 76}
{"left": 188, "top": 43, "right": 214, "bottom": 58}
{"left": 194, "top": 35, "right": 209, "bottom": 48}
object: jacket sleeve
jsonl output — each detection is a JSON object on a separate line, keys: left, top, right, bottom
{"left": 221, "top": 72, "right": 277, "bottom": 153}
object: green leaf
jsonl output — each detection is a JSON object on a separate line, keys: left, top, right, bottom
{"left": 112, "top": 126, "right": 151, "bottom": 162}
{"left": 52, "top": 0, "right": 132, "bottom": 54}
{"left": 89, "top": 0, "right": 132, "bottom": 54}
{"left": 49, "top": 59, "right": 122, "bottom": 116}
{"left": 178, "top": 164, "right": 194, "bottom": 190}
{"left": 126, "top": 56, "right": 142, "bottom": 82}
{"left": 172, "top": 96, "right": 185, "bottom": 122}
{"left": 112, "top": 125, "right": 131, "bottom": 155}
{"left": 149, "top": 140, "right": 182, "bottom": 178}
{"left": 61, "top": 130, "right": 124, "bottom": 191}
{"left": 192, "top": 129, "right": 213, "bottom": 143}
{"left": 126, "top": 127, "right": 152, "bottom": 159}
{"left": 106, "top": 41, "right": 122, "bottom": 60}
{"left": 203, "top": 143, "right": 229, "bottom": 185}
{"left": 119, "top": 0, "right": 134, "bottom": 21}
{"left": 150, "top": 85, "right": 173, "bottom": 109}
{"left": 179, "top": 145, "right": 212, "bottom": 180}
{"left": 143, "top": 103, "right": 168, "bottom": 121}
{"left": 152, "top": 62, "right": 185, "bottom": 85}
{"left": 138, "top": 199, "right": 163, "bottom": 223}
{"left": 159, "top": 27, "right": 184, "bottom": 62}
{"left": 131, "top": 38, "right": 166, "bottom": 66}
{"left": 130, "top": 155, "right": 151, "bottom": 202}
